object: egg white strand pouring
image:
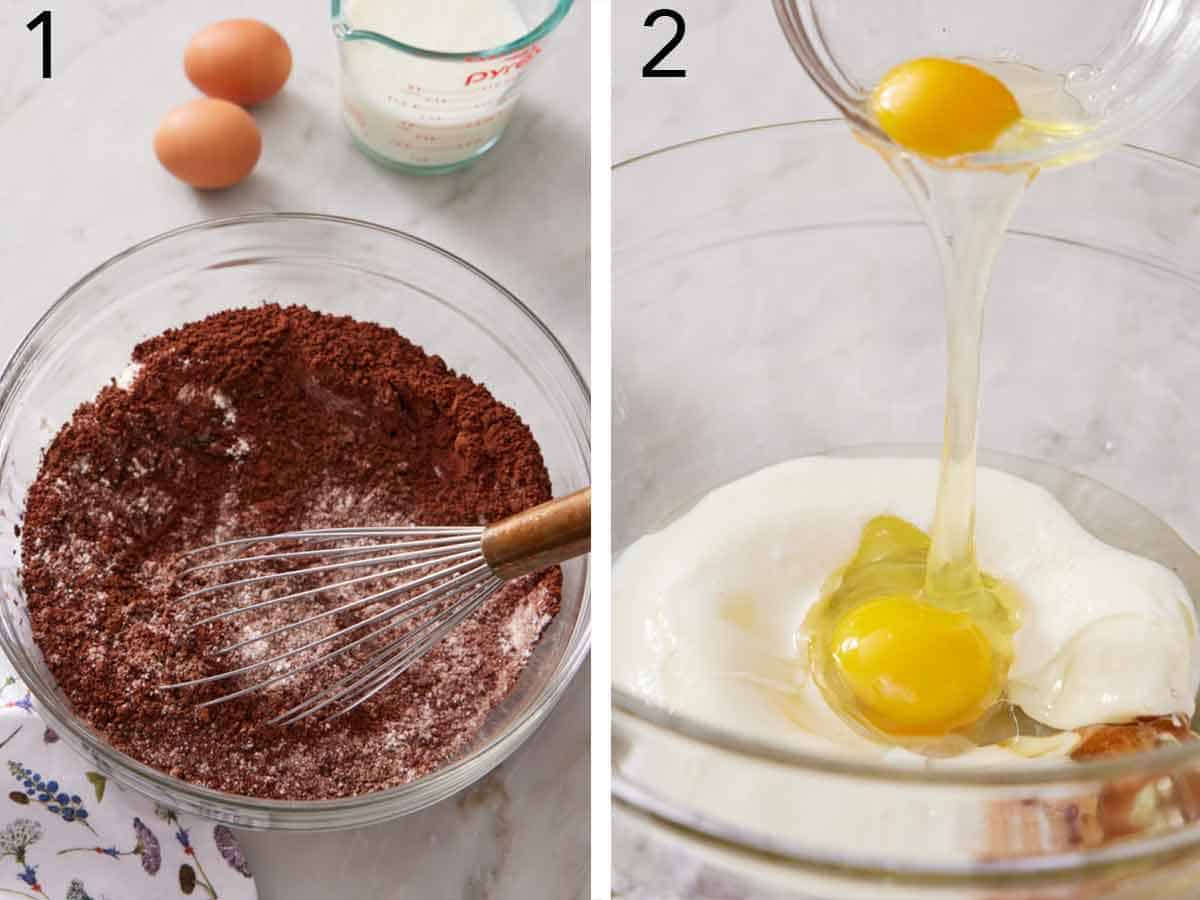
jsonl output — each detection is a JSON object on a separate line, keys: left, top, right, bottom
{"left": 891, "top": 157, "right": 1029, "bottom": 584}
{"left": 799, "top": 58, "right": 1199, "bottom": 748}
{"left": 866, "top": 59, "right": 1091, "bottom": 597}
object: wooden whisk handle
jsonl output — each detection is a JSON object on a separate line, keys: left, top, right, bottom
{"left": 481, "top": 487, "right": 591, "bottom": 581}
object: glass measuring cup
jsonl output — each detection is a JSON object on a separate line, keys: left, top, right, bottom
{"left": 772, "top": 0, "right": 1200, "bottom": 166}
{"left": 331, "top": 0, "right": 573, "bottom": 173}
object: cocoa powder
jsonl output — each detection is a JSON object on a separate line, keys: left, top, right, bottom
{"left": 19, "top": 304, "right": 561, "bottom": 800}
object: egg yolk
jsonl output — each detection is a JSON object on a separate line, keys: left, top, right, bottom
{"left": 870, "top": 58, "right": 1021, "bottom": 158}
{"left": 805, "top": 516, "right": 1020, "bottom": 744}
{"left": 831, "top": 595, "right": 996, "bottom": 736}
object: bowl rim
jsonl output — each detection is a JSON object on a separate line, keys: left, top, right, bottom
{"left": 330, "top": 0, "right": 574, "bottom": 62}
{"left": 0, "top": 211, "right": 591, "bottom": 824}
{"left": 616, "top": 115, "right": 1200, "bottom": 177}
{"left": 611, "top": 118, "right": 1200, "bottom": 789}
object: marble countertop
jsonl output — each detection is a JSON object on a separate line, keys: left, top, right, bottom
{"left": 0, "top": 2, "right": 589, "bottom": 899}
{"left": 614, "top": 5, "right": 1200, "bottom": 899}
{"left": 612, "top": 2, "right": 830, "bottom": 161}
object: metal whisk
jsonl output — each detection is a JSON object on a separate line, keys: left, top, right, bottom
{"left": 163, "top": 487, "right": 590, "bottom": 725}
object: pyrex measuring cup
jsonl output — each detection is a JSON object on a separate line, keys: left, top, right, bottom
{"left": 331, "top": 0, "right": 573, "bottom": 173}
{"left": 772, "top": 0, "right": 1200, "bottom": 167}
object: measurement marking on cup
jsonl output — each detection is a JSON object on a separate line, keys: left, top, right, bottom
{"left": 643, "top": 9, "right": 686, "bottom": 78}
{"left": 465, "top": 44, "right": 543, "bottom": 87}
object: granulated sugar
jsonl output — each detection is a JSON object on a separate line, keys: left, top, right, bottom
{"left": 19, "top": 304, "right": 562, "bottom": 800}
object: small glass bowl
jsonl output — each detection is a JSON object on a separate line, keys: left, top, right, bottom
{"left": 614, "top": 121, "right": 1200, "bottom": 897}
{"left": 0, "top": 213, "right": 590, "bottom": 830}
{"left": 771, "top": 0, "right": 1200, "bottom": 168}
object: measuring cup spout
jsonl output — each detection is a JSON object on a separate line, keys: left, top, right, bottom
{"left": 331, "top": 0, "right": 397, "bottom": 47}
{"left": 330, "top": 1, "right": 380, "bottom": 45}
{"left": 330, "top": 0, "right": 351, "bottom": 40}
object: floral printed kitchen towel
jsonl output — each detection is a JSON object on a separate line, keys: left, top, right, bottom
{"left": 0, "top": 654, "right": 257, "bottom": 900}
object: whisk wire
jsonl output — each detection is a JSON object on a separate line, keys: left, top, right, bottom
{"left": 164, "top": 487, "right": 590, "bottom": 723}
{"left": 210, "top": 555, "right": 489, "bottom": 656}
{"left": 324, "top": 579, "right": 504, "bottom": 722}
{"left": 272, "top": 577, "right": 504, "bottom": 725}
{"left": 164, "top": 562, "right": 493, "bottom": 700}
{"left": 193, "top": 548, "right": 484, "bottom": 630}
{"left": 178, "top": 541, "right": 482, "bottom": 602}
{"left": 182, "top": 534, "right": 482, "bottom": 574}
{"left": 182, "top": 526, "right": 484, "bottom": 558}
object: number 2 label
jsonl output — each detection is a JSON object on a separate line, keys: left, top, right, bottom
{"left": 643, "top": 9, "right": 686, "bottom": 79}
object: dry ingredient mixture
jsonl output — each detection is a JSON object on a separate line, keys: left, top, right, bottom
{"left": 19, "top": 304, "right": 561, "bottom": 800}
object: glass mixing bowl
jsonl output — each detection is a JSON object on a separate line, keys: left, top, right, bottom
{"left": 613, "top": 122, "right": 1200, "bottom": 898}
{"left": 0, "top": 213, "right": 590, "bottom": 831}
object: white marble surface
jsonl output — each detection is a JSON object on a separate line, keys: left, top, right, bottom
{"left": 612, "top": 1, "right": 831, "bottom": 161}
{"left": 613, "top": 5, "right": 1200, "bottom": 898}
{"left": 0, "top": 2, "right": 589, "bottom": 899}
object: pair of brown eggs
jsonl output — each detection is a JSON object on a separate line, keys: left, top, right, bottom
{"left": 154, "top": 20, "right": 293, "bottom": 190}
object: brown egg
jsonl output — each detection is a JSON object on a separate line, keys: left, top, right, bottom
{"left": 184, "top": 19, "right": 292, "bottom": 106}
{"left": 154, "top": 98, "right": 262, "bottom": 190}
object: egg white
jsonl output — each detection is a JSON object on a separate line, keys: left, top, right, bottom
{"left": 613, "top": 457, "right": 1200, "bottom": 762}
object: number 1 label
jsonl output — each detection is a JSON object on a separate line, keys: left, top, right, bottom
{"left": 28, "top": 10, "right": 51, "bottom": 79}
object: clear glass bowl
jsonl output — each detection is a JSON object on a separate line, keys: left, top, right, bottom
{"left": 0, "top": 213, "right": 590, "bottom": 831}
{"left": 771, "top": 0, "right": 1200, "bottom": 167}
{"left": 613, "top": 122, "right": 1200, "bottom": 897}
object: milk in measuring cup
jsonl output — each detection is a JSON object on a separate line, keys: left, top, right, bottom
{"left": 339, "top": 0, "right": 533, "bottom": 169}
